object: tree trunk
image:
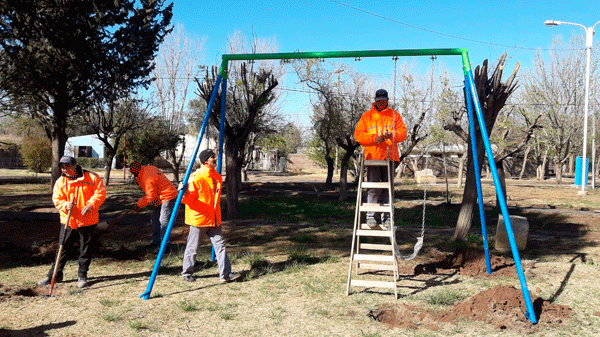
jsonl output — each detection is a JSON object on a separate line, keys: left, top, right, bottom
{"left": 224, "top": 141, "right": 242, "bottom": 220}
{"left": 495, "top": 158, "right": 508, "bottom": 211}
{"left": 519, "top": 146, "right": 530, "bottom": 180}
{"left": 452, "top": 137, "right": 485, "bottom": 241}
{"left": 456, "top": 151, "right": 467, "bottom": 187}
{"left": 325, "top": 155, "right": 334, "bottom": 187}
{"left": 555, "top": 162, "right": 563, "bottom": 183}
{"left": 103, "top": 153, "right": 115, "bottom": 186}
{"left": 50, "top": 117, "right": 68, "bottom": 188}
{"left": 568, "top": 154, "right": 574, "bottom": 175}
{"left": 338, "top": 150, "right": 355, "bottom": 201}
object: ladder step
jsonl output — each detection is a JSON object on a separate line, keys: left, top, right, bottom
{"left": 353, "top": 254, "right": 395, "bottom": 262}
{"left": 356, "top": 229, "right": 393, "bottom": 237}
{"left": 359, "top": 203, "right": 392, "bottom": 213}
{"left": 361, "top": 182, "right": 391, "bottom": 189}
{"left": 359, "top": 243, "right": 393, "bottom": 251}
{"left": 360, "top": 223, "right": 396, "bottom": 230}
{"left": 363, "top": 160, "right": 389, "bottom": 167}
{"left": 350, "top": 279, "right": 396, "bottom": 289}
{"left": 357, "top": 263, "right": 396, "bottom": 271}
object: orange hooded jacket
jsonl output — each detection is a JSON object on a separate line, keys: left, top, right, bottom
{"left": 181, "top": 165, "right": 222, "bottom": 227}
{"left": 354, "top": 103, "right": 407, "bottom": 161}
{"left": 52, "top": 167, "right": 106, "bottom": 228}
{"left": 135, "top": 165, "right": 178, "bottom": 208}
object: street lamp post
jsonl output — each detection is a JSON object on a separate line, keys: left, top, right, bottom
{"left": 545, "top": 19, "right": 600, "bottom": 194}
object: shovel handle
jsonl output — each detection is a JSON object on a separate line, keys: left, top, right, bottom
{"left": 49, "top": 195, "right": 76, "bottom": 296}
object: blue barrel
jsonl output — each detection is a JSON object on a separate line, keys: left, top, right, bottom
{"left": 574, "top": 156, "right": 589, "bottom": 186}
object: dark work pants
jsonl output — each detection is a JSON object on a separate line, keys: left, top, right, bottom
{"left": 47, "top": 224, "right": 97, "bottom": 279}
{"left": 366, "top": 161, "right": 399, "bottom": 222}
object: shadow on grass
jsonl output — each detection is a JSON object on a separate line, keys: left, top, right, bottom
{"left": 0, "top": 320, "right": 76, "bottom": 337}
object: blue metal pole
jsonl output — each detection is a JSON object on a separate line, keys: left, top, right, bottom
{"left": 140, "top": 75, "right": 223, "bottom": 300}
{"left": 464, "top": 69, "right": 537, "bottom": 324}
{"left": 463, "top": 77, "right": 492, "bottom": 275}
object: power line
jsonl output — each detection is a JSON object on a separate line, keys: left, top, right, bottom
{"left": 329, "top": 0, "right": 564, "bottom": 52}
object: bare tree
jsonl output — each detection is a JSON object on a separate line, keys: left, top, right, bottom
{"left": 195, "top": 32, "right": 282, "bottom": 219}
{"left": 523, "top": 35, "right": 594, "bottom": 183}
{"left": 82, "top": 98, "right": 151, "bottom": 185}
{"left": 336, "top": 71, "right": 372, "bottom": 200}
{"left": 152, "top": 24, "right": 204, "bottom": 181}
{"left": 294, "top": 59, "right": 343, "bottom": 187}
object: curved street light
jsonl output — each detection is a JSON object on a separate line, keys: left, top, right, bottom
{"left": 545, "top": 19, "right": 600, "bottom": 193}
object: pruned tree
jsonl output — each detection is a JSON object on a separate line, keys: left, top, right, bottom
{"left": 0, "top": 0, "right": 173, "bottom": 187}
{"left": 451, "top": 53, "right": 520, "bottom": 241}
{"left": 195, "top": 32, "right": 282, "bottom": 219}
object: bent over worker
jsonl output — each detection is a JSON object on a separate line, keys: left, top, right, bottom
{"left": 129, "top": 161, "right": 178, "bottom": 249}
{"left": 38, "top": 156, "right": 106, "bottom": 288}
{"left": 180, "top": 149, "right": 240, "bottom": 283}
{"left": 354, "top": 89, "right": 407, "bottom": 230}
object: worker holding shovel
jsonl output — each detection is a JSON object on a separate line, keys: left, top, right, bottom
{"left": 38, "top": 156, "right": 106, "bottom": 289}
{"left": 179, "top": 149, "right": 240, "bottom": 283}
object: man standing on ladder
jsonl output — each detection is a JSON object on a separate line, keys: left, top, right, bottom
{"left": 354, "top": 89, "right": 407, "bottom": 230}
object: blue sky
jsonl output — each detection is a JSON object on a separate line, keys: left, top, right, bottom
{"left": 169, "top": 0, "right": 599, "bottom": 127}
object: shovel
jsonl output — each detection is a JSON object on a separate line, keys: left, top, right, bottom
{"left": 97, "top": 207, "right": 138, "bottom": 231}
{"left": 49, "top": 195, "right": 76, "bottom": 296}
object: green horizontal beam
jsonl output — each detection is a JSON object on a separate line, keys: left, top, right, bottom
{"left": 219, "top": 48, "right": 471, "bottom": 76}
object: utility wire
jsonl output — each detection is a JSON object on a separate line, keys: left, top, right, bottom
{"left": 330, "top": 0, "right": 572, "bottom": 52}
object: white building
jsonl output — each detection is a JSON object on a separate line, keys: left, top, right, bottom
{"left": 65, "top": 134, "right": 117, "bottom": 168}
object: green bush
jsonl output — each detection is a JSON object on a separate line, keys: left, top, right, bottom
{"left": 77, "top": 157, "right": 102, "bottom": 168}
{"left": 20, "top": 135, "right": 52, "bottom": 174}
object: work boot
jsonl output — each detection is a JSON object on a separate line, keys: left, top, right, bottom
{"left": 381, "top": 219, "right": 391, "bottom": 230}
{"left": 220, "top": 272, "right": 242, "bottom": 283}
{"left": 366, "top": 219, "right": 378, "bottom": 229}
{"left": 37, "top": 275, "right": 62, "bottom": 286}
{"left": 182, "top": 275, "right": 195, "bottom": 282}
{"left": 77, "top": 276, "right": 88, "bottom": 289}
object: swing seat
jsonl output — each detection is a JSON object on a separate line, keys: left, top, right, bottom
{"left": 395, "top": 236, "right": 423, "bottom": 261}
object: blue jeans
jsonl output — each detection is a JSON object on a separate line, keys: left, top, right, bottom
{"left": 151, "top": 199, "right": 175, "bottom": 246}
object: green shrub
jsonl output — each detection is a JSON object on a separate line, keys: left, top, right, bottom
{"left": 77, "top": 157, "right": 102, "bottom": 168}
{"left": 20, "top": 135, "right": 52, "bottom": 174}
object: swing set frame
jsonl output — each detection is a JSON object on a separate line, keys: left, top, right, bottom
{"left": 139, "top": 47, "right": 538, "bottom": 324}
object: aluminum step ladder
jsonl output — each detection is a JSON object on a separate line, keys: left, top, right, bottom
{"left": 346, "top": 154, "right": 399, "bottom": 299}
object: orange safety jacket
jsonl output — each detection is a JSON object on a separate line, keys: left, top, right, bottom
{"left": 135, "top": 165, "right": 178, "bottom": 208}
{"left": 181, "top": 165, "right": 222, "bottom": 227}
{"left": 354, "top": 103, "right": 407, "bottom": 161}
{"left": 52, "top": 166, "right": 106, "bottom": 228}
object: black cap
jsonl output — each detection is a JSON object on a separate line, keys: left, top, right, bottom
{"left": 199, "top": 149, "right": 215, "bottom": 164}
{"left": 375, "top": 89, "right": 388, "bottom": 101}
{"left": 59, "top": 156, "right": 77, "bottom": 166}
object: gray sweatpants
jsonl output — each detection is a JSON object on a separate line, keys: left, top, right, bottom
{"left": 182, "top": 225, "right": 231, "bottom": 279}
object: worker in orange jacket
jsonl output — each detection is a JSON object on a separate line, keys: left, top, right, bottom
{"left": 129, "top": 161, "right": 178, "bottom": 248}
{"left": 354, "top": 89, "right": 407, "bottom": 230}
{"left": 38, "top": 155, "right": 106, "bottom": 288}
{"left": 179, "top": 149, "right": 240, "bottom": 283}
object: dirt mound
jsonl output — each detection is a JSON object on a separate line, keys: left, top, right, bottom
{"left": 371, "top": 285, "right": 573, "bottom": 332}
{"left": 412, "top": 247, "right": 518, "bottom": 278}
{"left": 371, "top": 248, "right": 573, "bottom": 333}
